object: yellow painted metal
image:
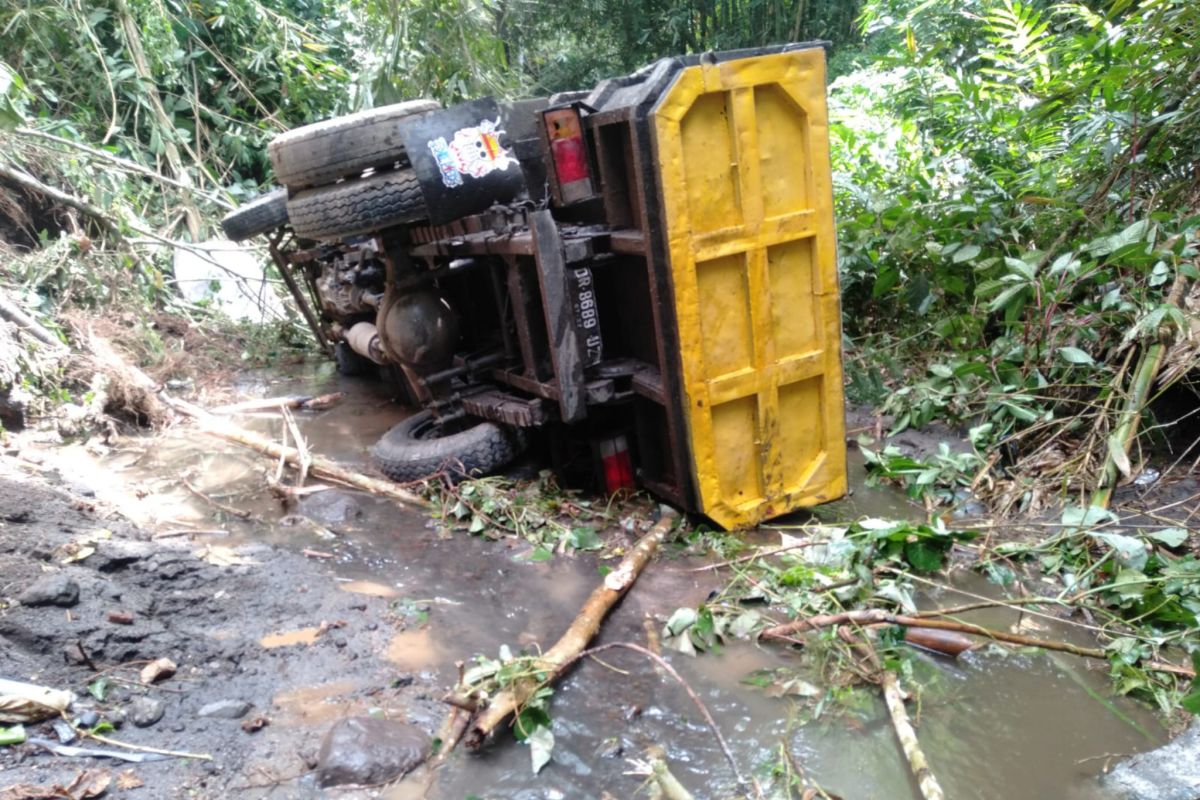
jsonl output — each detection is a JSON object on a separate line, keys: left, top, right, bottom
{"left": 653, "top": 48, "right": 847, "bottom": 529}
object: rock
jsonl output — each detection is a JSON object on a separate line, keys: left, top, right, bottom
{"left": 299, "top": 491, "right": 363, "bottom": 524}
{"left": 316, "top": 717, "right": 431, "bottom": 787}
{"left": 1102, "top": 719, "right": 1200, "bottom": 800}
{"left": 76, "top": 709, "right": 100, "bottom": 728}
{"left": 129, "top": 697, "right": 165, "bottom": 728}
{"left": 197, "top": 699, "right": 251, "bottom": 719}
{"left": 18, "top": 573, "right": 80, "bottom": 607}
{"left": 107, "top": 708, "right": 126, "bottom": 728}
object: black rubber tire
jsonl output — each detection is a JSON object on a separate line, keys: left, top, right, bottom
{"left": 287, "top": 169, "right": 428, "bottom": 241}
{"left": 372, "top": 410, "right": 526, "bottom": 483}
{"left": 219, "top": 189, "right": 288, "bottom": 241}
{"left": 333, "top": 341, "right": 373, "bottom": 376}
{"left": 268, "top": 100, "right": 440, "bottom": 190}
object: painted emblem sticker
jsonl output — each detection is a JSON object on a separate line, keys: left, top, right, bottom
{"left": 427, "top": 118, "right": 518, "bottom": 188}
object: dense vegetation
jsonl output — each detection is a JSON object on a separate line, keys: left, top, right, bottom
{"left": 1, "top": 0, "right": 1197, "bottom": 496}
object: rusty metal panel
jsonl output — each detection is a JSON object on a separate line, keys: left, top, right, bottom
{"left": 651, "top": 48, "right": 847, "bottom": 529}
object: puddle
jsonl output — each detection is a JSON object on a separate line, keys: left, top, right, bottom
{"left": 338, "top": 579, "right": 401, "bottom": 598}
{"left": 272, "top": 679, "right": 366, "bottom": 725}
{"left": 58, "top": 359, "right": 1169, "bottom": 799}
{"left": 260, "top": 626, "right": 322, "bottom": 648}
{"left": 385, "top": 628, "right": 444, "bottom": 670}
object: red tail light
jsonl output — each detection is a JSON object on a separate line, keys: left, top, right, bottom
{"left": 544, "top": 107, "right": 595, "bottom": 204}
{"left": 599, "top": 435, "right": 635, "bottom": 494}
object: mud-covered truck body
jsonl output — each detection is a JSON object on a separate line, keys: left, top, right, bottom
{"left": 223, "top": 43, "right": 847, "bottom": 530}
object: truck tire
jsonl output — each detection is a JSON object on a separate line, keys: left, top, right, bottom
{"left": 268, "top": 100, "right": 440, "bottom": 190}
{"left": 334, "top": 341, "right": 373, "bottom": 377}
{"left": 287, "top": 169, "right": 427, "bottom": 241}
{"left": 372, "top": 410, "right": 525, "bottom": 483}
{"left": 219, "top": 189, "right": 288, "bottom": 241}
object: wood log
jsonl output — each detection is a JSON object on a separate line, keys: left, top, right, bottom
{"left": 761, "top": 609, "right": 1195, "bottom": 677}
{"left": 465, "top": 511, "right": 677, "bottom": 746}
{"left": 161, "top": 394, "right": 427, "bottom": 509}
{"left": 210, "top": 393, "right": 345, "bottom": 415}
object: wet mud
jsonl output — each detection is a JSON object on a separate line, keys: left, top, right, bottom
{"left": 0, "top": 362, "right": 1175, "bottom": 798}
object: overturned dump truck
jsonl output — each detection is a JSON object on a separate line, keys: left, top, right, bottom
{"left": 222, "top": 44, "right": 847, "bottom": 530}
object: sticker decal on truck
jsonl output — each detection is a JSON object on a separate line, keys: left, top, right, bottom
{"left": 427, "top": 118, "right": 518, "bottom": 188}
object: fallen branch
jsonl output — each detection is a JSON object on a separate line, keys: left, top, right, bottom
{"left": 760, "top": 609, "right": 1195, "bottom": 677}
{"left": 183, "top": 477, "right": 251, "bottom": 520}
{"left": 0, "top": 292, "right": 66, "bottom": 351}
{"left": 464, "top": 511, "right": 678, "bottom": 746}
{"left": 161, "top": 394, "right": 427, "bottom": 509}
{"left": 210, "top": 393, "right": 345, "bottom": 415}
{"left": 281, "top": 407, "right": 311, "bottom": 488}
{"left": 0, "top": 162, "right": 122, "bottom": 238}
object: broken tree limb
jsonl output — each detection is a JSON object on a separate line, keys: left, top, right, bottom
{"left": 280, "top": 407, "right": 311, "bottom": 488}
{"left": 465, "top": 511, "right": 678, "bottom": 747}
{"left": 210, "top": 393, "right": 345, "bottom": 415}
{"left": 760, "top": 609, "right": 1195, "bottom": 677}
{"left": 160, "top": 394, "right": 428, "bottom": 509}
{"left": 0, "top": 293, "right": 66, "bottom": 351}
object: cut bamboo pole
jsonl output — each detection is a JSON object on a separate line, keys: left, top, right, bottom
{"left": 465, "top": 511, "right": 677, "bottom": 746}
{"left": 161, "top": 394, "right": 427, "bottom": 508}
{"left": 881, "top": 669, "right": 943, "bottom": 800}
{"left": 836, "top": 627, "right": 944, "bottom": 800}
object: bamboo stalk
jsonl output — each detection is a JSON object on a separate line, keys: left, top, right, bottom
{"left": 836, "top": 628, "right": 944, "bottom": 800}
{"left": 1092, "top": 273, "right": 1189, "bottom": 509}
{"left": 881, "top": 670, "right": 943, "bottom": 800}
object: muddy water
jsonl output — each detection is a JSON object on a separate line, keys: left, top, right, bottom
{"left": 60, "top": 362, "right": 1166, "bottom": 799}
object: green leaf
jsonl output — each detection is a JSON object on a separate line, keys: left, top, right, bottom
{"left": 1148, "top": 528, "right": 1188, "bottom": 548}
{"left": 952, "top": 244, "right": 981, "bottom": 263}
{"left": 1182, "top": 653, "right": 1200, "bottom": 715}
{"left": 1092, "top": 533, "right": 1148, "bottom": 572}
{"left": 527, "top": 723, "right": 554, "bottom": 774}
{"left": 0, "top": 724, "right": 25, "bottom": 746}
{"left": 1106, "top": 433, "right": 1132, "bottom": 477}
{"left": 528, "top": 547, "right": 553, "bottom": 562}
{"left": 88, "top": 677, "right": 111, "bottom": 702}
{"left": 567, "top": 526, "right": 601, "bottom": 551}
{"left": 1057, "top": 347, "right": 1094, "bottom": 365}
{"left": 513, "top": 706, "right": 551, "bottom": 742}
{"left": 904, "top": 540, "right": 945, "bottom": 572}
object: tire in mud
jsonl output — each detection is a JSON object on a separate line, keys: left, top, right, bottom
{"left": 333, "top": 341, "right": 373, "bottom": 377}
{"left": 219, "top": 188, "right": 289, "bottom": 241}
{"left": 287, "top": 169, "right": 427, "bottom": 241}
{"left": 268, "top": 100, "right": 440, "bottom": 190}
{"left": 371, "top": 410, "right": 525, "bottom": 483}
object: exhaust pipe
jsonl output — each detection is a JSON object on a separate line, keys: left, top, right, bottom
{"left": 345, "top": 321, "right": 387, "bottom": 365}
